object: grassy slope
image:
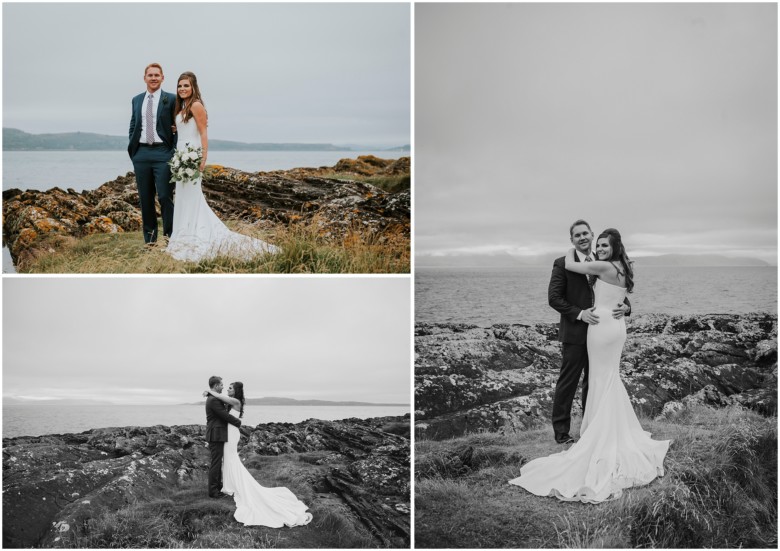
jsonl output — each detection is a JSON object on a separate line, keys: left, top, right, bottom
{"left": 56, "top": 453, "right": 378, "bottom": 549}
{"left": 18, "top": 218, "right": 409, "bottom": 274}
{"left": 415, "top": 405, "right": 777, "bottom": 549}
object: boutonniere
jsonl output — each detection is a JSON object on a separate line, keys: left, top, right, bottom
{"left": 162, "top": 95, "right": 168, "bottom": 105}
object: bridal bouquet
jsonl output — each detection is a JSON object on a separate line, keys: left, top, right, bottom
{"left": 169, "top": 144, "right": 203, "bottom": 184}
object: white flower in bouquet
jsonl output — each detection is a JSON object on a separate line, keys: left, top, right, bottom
{"left": 169, "top": 144, "right": 203, "bottom": 184}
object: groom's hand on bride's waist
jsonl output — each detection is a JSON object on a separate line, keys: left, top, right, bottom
{"left": 580, "top": 308, "right": 600, "bottom": 325}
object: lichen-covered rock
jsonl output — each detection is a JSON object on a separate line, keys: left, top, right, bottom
{"left": 416, "top": 313, "right": 776, "bottom": 440}
{"left": 3, "top": 417, "right": 410, "bottom": 548}
{"left": 2, "top": 157, "right": 410, "bottom": 268}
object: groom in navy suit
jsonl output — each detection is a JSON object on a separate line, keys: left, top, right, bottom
{"left": 128, "top": 63, "right": 177, "bottom": 244}
{"left": 548, "top": 219, "right": 630, "bottom": 444}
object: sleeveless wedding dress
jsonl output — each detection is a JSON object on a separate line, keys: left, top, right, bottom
{"left": 222, "top": 410, "right": 313, "bottom": 527}
{"left": 509, "top": 278, "right": 670, "bottom": 503}
{"left": 166, "top": 114, "right": 280, "bottom": 262}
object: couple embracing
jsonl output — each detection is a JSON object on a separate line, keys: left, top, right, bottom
{"left": 128, "top": 63, "right": 279, "bottom": 262}
{"left": 509, "top": 220, "right": 670, "bottom": 503}
{"left": 203, "top": 376, "right": 312, "bottom": 527}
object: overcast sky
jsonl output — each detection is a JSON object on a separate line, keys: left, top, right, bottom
{"left": 2, "top": 3, "right": 410, "bottom": 146}
{"left": 416, "top": 3, "right": 777, "bottom": 264}
{"left": 3, "top": 278, "right": 410, "bottom": 405}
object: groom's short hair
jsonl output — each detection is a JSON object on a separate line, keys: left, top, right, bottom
{"left": 569, "top": 219, "right": 592, "bottom": 237}
{"left": 208, "top": 376, "right": 222, "bottom": 389}
{"left": 144, "top": 63, "right": 164, "bottom": 76}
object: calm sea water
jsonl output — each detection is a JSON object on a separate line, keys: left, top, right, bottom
{"left": 2, "top": 403, "right": 410, "bottom": 439}
{"left": 416, "top": 265, "right": 777, "bottom": 327}
{"left": 2, "top": 150, "right": 407, "bottom": 192}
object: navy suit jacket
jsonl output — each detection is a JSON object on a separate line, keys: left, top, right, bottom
{"left": 205, "top": 396, "right": 241, "bottom": 443}
{"left": 128, "top": 90, "right": 177, "bottom": 159}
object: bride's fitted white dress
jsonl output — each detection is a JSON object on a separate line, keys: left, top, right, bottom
{"left": 509, "top": 278, "right": 670, "bottom": 503}
{"left": 222, "top": 410, "right": 313, "bottom": 527}
{"left": 166, "top": 114, "right": 279, "bottom": 262}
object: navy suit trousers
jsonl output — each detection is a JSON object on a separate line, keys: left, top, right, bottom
{"left": 132, "top": 145, "right": 174, "bottom": 243}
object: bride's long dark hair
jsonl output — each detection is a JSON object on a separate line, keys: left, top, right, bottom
{"left": 231, "top": 381, "right": 245, "bottom": 418}
{"left": 598, "top": 228, "right": 634, "bottom": 293}
{"left": 175, "top": 71, "right": 206, "bottom": 123}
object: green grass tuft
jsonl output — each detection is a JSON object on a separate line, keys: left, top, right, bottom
{"left": 17, "top": 217, "right": 409, "bottom": 273}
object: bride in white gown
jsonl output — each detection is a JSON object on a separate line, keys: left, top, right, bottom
{"left": 205, "top": 382, "right": 313, "bottom": 527}
{"left": 166, "top": 72, "right": 280, "bottom": 262}
{"left": 509, "top": 228, "right": 670, "bottom": 503}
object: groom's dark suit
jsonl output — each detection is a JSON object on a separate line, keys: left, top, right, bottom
{"left": 128, "top": 90, "right": 177, "bottom": 243}
{"left": 548, "top": 254, "right": 629, "bottom": 442}
{"left": 205, "top": 395, "right": 242, "bottom": 497}
{"left": 548, "top": 254, "right": 594, "bottom": 442}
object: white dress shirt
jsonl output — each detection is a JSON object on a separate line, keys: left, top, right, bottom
{"left": 139, "top": 88, "right": 164, "bottom": 144}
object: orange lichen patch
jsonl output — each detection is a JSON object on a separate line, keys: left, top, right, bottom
{"left": 204, "top": 165, "right": 229, "bottom": 178}
{"left": 82, "top": 217, "right": 121, "bottom": 235}
{"left": 103, "top": 211, "right": 141, "bottom": 231}
{"left": 289, "top": 214, "right": 302, "bottom": 222}
{"left": 32, "top": 217, "right": 68, "bottom": 234}
{"left": 14, "top": 228, "right": 39, "bottom": 249}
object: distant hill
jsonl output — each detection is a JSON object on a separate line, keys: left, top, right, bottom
{"left": 190, "top": 396, "right": 408, "bottom": 407}
{"left": 3, "top": 128, "right": 363, "bottom": 152}
{"left": 416, "top": 252, "right": 772, "bottom": 268}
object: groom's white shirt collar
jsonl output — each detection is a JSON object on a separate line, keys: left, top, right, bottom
{"left": 575, "top": 250, "right": 593, "bottom": 262}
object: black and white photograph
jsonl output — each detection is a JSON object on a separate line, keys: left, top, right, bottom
{"left": 3, "top": 277, "right": 411, "bottom": 548}
{"left": 414, "top": 3, "right": 777, "bottom": 548}
{"left": 3, "top": 2, "right": 411, "bottom": 274}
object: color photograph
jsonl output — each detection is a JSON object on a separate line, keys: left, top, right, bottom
{"left": 3, "top": 3, "right": 411, "bottom": 273}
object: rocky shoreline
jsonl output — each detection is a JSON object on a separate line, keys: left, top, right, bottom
{"left": 2, "top": 415, "right": 410, "bottom": 548}
{"left": 2, "top": 155, "right": 410, "bottom": 269}
{"left": 415, "top": 313, "right": 777, "bottom": 440}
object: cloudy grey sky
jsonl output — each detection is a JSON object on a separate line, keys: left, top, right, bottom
{"left": 416, "top": 3, "right": 777, "bottom": 264}
{"left": 3, "top": 3, "right": 410, "bottom": 146}
{"left": 3, "top": 278, "right": 410, "bottom": 405}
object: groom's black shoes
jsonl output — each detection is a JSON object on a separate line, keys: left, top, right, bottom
{"left": 556, "top": 434, "right": 575, "bottom": 444}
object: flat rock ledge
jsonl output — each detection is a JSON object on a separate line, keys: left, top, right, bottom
{"left": 2, "top": 155, "right": 410, "bottom": 268}
{"left": 415, "top": 313, "right": 777, "bottom": 440}
{"left": 2, "top": 415, "right": 410, "bottom": 548}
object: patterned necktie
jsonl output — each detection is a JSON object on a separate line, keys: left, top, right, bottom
{"left": 145, "top": 94, "right": 155, "bottom": 144}
{"left": 584, "top": 256, "right": 596, "bottom": 285}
